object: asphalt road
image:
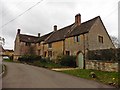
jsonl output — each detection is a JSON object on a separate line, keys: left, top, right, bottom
{"left": 3, "top": 62, "right": 114, "bottom": 88}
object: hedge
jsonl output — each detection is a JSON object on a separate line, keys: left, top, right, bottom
{"left": 87, "top": 48, "right": 120, "bottom": 61}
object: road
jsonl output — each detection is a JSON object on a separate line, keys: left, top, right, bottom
{"left": 3, "top": 62, "right": 114, "bottom": 88}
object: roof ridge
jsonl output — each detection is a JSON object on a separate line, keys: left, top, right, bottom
{"left": 81, "top": 16, "right": 100, "bottom": 24}
{"left": 44, "top": 31, "right": 56, "bottom": 43}
{"left": 19, "top": 33, "right": 38, "bottom": 38}
{"left": 65, "top": 16, "right": 100, "bottom": 38}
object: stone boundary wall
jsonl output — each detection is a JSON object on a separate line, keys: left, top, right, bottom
{"left": 85, "top": 60, "right": 118, "bottom": 72}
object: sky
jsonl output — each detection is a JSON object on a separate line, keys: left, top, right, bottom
{"left": 0, "top": 0, "right": 119, "bottom": 50}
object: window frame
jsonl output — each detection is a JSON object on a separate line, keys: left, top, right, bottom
{"left": 66, "top": 51, "right": 70, "bottom": 56}
{"left": 38, "top": 50, "right": 41, "bottom": 55}
{"left": 25, "top": 42, "right": 31, "bottom": 46}
{"left": 98, "top": 35, "right": 103, "bottom": 43}
{"left": 48, "top": 51, "right": 52, "bottom": 57}
{"left": 74, "top": 36, "right": 80, "bottom": 42}
{"left": 48, "top": 43, "right": 52, "bottom": 48}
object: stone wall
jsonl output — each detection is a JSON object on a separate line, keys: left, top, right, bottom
{"left": 85, "top": 60, "right": 118, "bottom": 72}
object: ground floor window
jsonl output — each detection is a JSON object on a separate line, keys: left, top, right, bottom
{"left": 44, "top": 51, "right": 47, "bottom": 57}
{"left": 38, "top": 50, "right": 40, "bottom": 55}
{"left": 66, "top": 51, "right": 70, "bottom": 56}
{"left": 48, "top": 51, "right": 52, "bottom": 57}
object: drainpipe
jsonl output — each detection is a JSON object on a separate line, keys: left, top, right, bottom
{"left": 83, "top": 34, "right": 86, "bottom": 69}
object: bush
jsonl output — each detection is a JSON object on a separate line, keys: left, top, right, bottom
{"left": 18, "top": 55, "right": 41, "bottom": 63}
{"left": 58, "top": 55, "right": 77, "bottom": 67}
{"left": 87, "top": 48, "right": 120, "bottom": 62}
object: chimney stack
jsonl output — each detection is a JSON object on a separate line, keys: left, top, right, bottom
{"left": 38, "top": 33, "right": 40, "bottom": 37}
{"left": 17, "top": 29, "right": 21, "bottom": 34}
{"left": 54, "top": 25, "right": 57, "bottom": 31}
{"left": 75, "top": 14, "right": 81, "bottom": 26}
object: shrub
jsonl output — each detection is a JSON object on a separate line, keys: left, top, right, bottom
{"left": 87, "top": 48, "right": 120, "bottom": 62}
{"left": 58, "top": 55, "right": 77, "bottom": 67}
{"left": 18, "top": 55, "right": 41, "bottom": 63}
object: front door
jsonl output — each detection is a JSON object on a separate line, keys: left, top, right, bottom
{"left": 78, "top": 52, "right": 84, "bottom": 69}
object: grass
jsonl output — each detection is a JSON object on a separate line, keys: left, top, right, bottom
{"left": 27, "top": 60, "right": 63, "bottom": 69}
{"left": 3, "top": 59, "right": 13, "bottom": 62}
{"left": 60, "top": 69, "right": 120, "bottom": 87}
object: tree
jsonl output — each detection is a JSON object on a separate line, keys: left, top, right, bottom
{"left": 110, "top": 35, "right": 119, "bottom": 48}
{"left": 0, "top": 37, "right": 5, "bottom": 46}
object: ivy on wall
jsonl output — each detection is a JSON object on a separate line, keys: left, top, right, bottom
{"left": 87, "top": 48, "right": 120, "bottom": 62}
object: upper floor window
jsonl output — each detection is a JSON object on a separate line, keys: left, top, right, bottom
{"left": 38, "top": 42, "right": 40, "bottom": 46}
{"left": 48, "top": 43, "right": 52, "bottom": 48}
{"left": 25, "top": 42, "right": 31, "bottom": 46}
{"left": 98, "top": 36, "right": 103, "bottom": 43}
{"left": 74, "top": 36, "right": 80, "bottom": 42}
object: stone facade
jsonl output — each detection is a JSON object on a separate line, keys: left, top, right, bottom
{"left": 88, "top": 18, "right": 114, "bottom": 50}
{"left": 14, "top": 30, "right": 37, "bottom": 61}
{"left": 14, "top": 14, "right": 115, "bottom": 68}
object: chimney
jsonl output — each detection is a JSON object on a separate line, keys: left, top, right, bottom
{"left": 17, "top": 29, "right": 21, "bottom": 34}
{"left": 38, "top": 33, "right": 40, "bottom": 37}
{"left": 54, "top": 25, "right": 57, "bottom": 31}
{"left": 75, "top": 14, "right": 81, "bottom": 26}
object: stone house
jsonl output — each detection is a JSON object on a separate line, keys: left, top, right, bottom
{"left": 14, "top": 29, "right": 38, "bottom": 60}
{"left": 14, "top": 14, "right": 115, "bottom": 68}
{"left": 3, "top": 49, "right": 14, "bottom": 57}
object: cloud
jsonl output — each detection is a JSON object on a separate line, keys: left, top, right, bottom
{"left": 1, "top": 0, "right": 119, "bottom": 49}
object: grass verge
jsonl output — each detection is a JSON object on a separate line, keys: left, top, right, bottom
{"left": 26, "top": 61, "right": 64, "bottom": 69}
{"left": 3, "top": 59, "right": 13, "bottom": 62}
{"left": 59, "top": 69, "right": 120, "bottom": 87}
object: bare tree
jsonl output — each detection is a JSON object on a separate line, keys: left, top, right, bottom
{"left": 110, "top": 35, "right": 119, "bottom": 48}
{"left": 0, "top": 37, "right": 5, "bottom": 46}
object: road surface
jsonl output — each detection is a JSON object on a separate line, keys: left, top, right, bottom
{"left": 3, "top": 62, "right": 114, "bottom": 88}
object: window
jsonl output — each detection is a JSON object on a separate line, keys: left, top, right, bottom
{"left": 38, "top": 50, "right": 40, "bottom": 55}
{"left": 48, "top": 43, "right": 52, "bottom": 48}
{"left": 38, "top": 42, "right": 40, "bottom": 46}
{"left": 25, "top": 42, "right": 31, "bottom": 46}
{"left": 48, "top": 51, "right": 52, "bottom": 57}
{"left": 66, "top": 51, "right": 70, "bottom": 56}
{"left": 74, "top": 36, "right": 80, "bottom": 42}
{"left": 44, "top": 51, "right": 47, "bottom": 57}
{"left": 98, "top": 36, "right": 103, "bottom": 43}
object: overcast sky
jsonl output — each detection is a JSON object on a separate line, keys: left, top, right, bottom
{"left": 0, "top": 0, "right": 119, "bottom": 50}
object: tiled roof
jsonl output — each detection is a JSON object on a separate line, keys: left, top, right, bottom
{"left": 19, "top": 32, "right": 53, "bottom": 43}
{"left": 36, "top": 32, "right": 53, "bottom": 42}
{"left": 19, "top": 34, "right": 38, "bottom": 43}
{"left": 45, "top": 24, "right": 74, "bottom": 43}
{"left": 66, "top": 16, "right": 99, "bottom": 37}
{"left": 18, "top": 16, "right": 99, "bottom": 43}
{"left": 45, "top": 16, "right": 99, "bottom": 43}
